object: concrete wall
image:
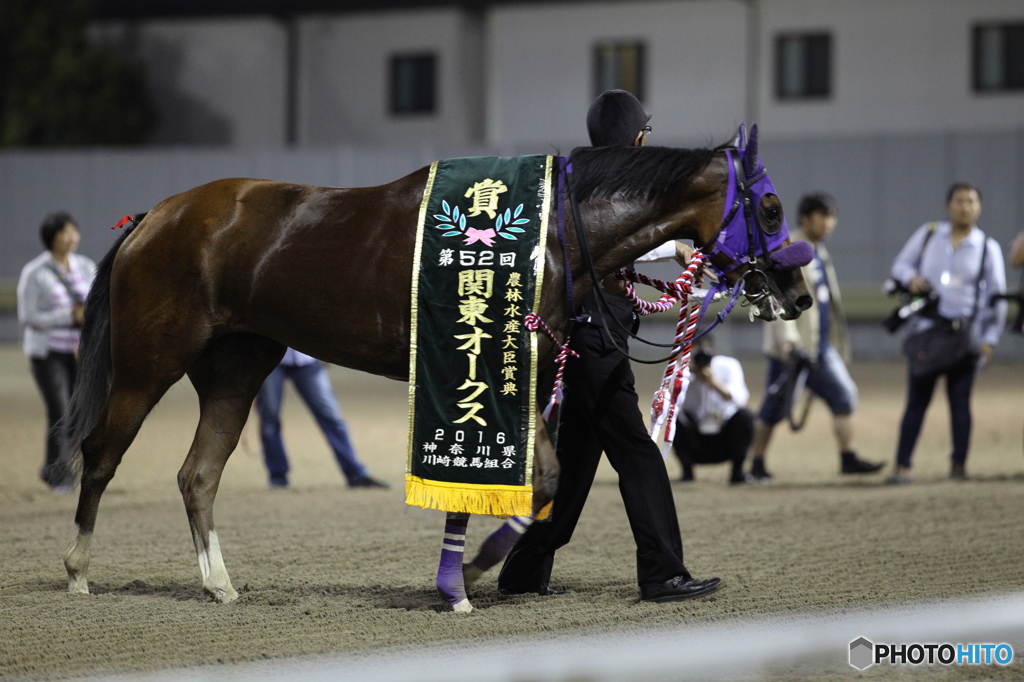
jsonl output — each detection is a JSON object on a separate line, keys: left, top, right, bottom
{"left": 91, "top": 0, "right": 1024, "bottom": 150}
{"left": 486, "top": 0, "right": 748, "bottom": 149}
{"left": 298, "top": 8, "right": 486, "bottom": 147}
{"left": 757, "top": 0, "right": 1024, "bottom": 138}
{"left": 93, "top": 18, "right": 289, "bottom": 146}
{"left": 3, "top": 129, "right": 1023, "bottom": 288}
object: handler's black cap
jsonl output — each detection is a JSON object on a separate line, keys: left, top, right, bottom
{"left": 586, "top": 90, "right": 650, "bottom": 147}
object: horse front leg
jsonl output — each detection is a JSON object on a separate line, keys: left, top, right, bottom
{"left": 436, "top": 512, "right": 472, "bottom": 612}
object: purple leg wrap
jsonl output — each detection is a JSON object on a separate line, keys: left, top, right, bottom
{"left": 437, "top": 512, "right": 471, "bottom": 611}
{"left": 471, "top": 516, "right": 533, "bottom": 571}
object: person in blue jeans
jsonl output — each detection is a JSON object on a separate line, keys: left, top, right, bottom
{"left": 747, "top": 193, "right": 883, "bottom": 480}
{"left": 256, "top": 348, "right": 388, "bottom": 489}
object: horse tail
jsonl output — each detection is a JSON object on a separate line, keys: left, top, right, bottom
{"left": 51, "top": 215, "right": 145, "bottom": 484}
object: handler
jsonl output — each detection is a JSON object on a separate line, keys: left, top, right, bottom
{"left": 497, "top": 90, "right": 722, "bottom": 603}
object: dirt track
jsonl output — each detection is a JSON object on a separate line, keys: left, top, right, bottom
{"left": 1, "top": 344, "right": 1023, "bottom": 680}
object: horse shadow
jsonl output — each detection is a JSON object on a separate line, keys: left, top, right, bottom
{"left": 232, "top": 581, "right": 589, "bottom": 612}
{"left": 89, "top": 580, "right": 209, "bottom": 601}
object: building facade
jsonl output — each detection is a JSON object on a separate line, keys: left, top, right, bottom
{"left": 91, "top": 0, "right": 1024, "bottom": 148}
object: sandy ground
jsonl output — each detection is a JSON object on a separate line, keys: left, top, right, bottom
{"left": 1, "top": 343, "right": 1023, "bottom": 681}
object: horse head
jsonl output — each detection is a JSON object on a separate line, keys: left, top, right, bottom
{"left": 702, "top": 123, "right": 812, "bottom": 321}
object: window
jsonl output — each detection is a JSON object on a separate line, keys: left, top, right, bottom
{"left": 973, "top": 23, "right": 1024, "bottom": 92}
{"left": 594, "top": 41, "right": 645, "bottom": 101}
{"left": 390, "top": 54, "right": 436, "bottom": 115}
{"left": 775, "top": 33, "right": 831, "bottom": 100}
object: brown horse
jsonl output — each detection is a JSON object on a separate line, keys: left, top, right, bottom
{"left": 57, "top": 129, "right": 810, "bottom": 608}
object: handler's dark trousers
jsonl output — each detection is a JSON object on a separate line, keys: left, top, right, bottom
{"left": 498, "top": 322, "right": 690, "bottom": 591}
{"left": 674, "top": 408, "right": 754, "bottom": 482}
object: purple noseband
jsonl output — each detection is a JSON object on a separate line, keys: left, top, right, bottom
{"left": 771, "top": 240, "right": 814, "bottom": 270}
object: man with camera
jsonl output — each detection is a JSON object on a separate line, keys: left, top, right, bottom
{"left": 887, "top": 183, "right": 1006, "bottom": 483}
{"left": 747, "top": 193, "right": 883, "bottom": 481}
{"left": 672, "top": 340, "right": 753, "bottom": 484}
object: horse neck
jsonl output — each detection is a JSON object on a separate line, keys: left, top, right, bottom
{"left": 573, "top": 156, "right": 728, "bottom": 279}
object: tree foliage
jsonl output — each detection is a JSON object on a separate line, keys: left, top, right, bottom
{"left": 0, "top": 0, "right": 157, "bottom": 146}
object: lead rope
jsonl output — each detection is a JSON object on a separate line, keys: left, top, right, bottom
{"left": 615, "top": 251, "right": 708, "bottom": 456}
{"left": 524, "top": 313, "right": 579, "bottom": 420}
{"left": 528, "top": 249, "right": 727, "bottom": 450}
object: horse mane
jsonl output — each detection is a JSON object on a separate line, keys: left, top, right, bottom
{"left": 568, "top": 144, "right": 728, "bottom": 202}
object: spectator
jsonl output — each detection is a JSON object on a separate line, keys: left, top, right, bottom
{"left": 256, "top": 349, "right": 388, "bottom": 489}
{"left": 1010, "top": 231, "right": 1024, "bottom": 270}
{"left": 17, "top": 212, "right": 96, "bottom": 490}
{"left": 672, "top": 339, "right": 753, "bottom": 484}
{"left": 887, "top": 183, "right": 1006, "bottom": 483}
{"left": 748, "top": 193, "right": 882, "bottom": 481}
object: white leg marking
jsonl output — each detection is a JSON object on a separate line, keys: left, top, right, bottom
{"left": 195, "top": 529, "right": 238, "bottom": 603}
{"left": 451, "top": 598, "right": 473, "bottom": 613}
{"left": 64, "top": 524, "right": 92, "bottom": 595}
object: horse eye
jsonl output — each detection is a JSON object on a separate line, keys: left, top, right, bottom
{"left": 759, "top": 193, "right": 783, "bottom": 234}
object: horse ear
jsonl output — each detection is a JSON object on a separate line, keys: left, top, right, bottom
{"left": 743, "top": 123, "right": 759, "bottom": 175}
{"left": 733, "top": 122, "right": 747, "bottom": 148}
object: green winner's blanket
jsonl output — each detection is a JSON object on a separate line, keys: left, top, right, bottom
{"left": 406, "top": 155, "right": 554, "bottom": 516}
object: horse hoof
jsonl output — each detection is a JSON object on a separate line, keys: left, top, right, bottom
{"left": 207, "top": 585, "right": 239, "bottom": 604}
{"left": 462, "top": 563, "right": 484, "bottom": 586}
{"left": 68, "top": 575, "right": 90, "bottom": 595}
{"left": 451, "top": 598, "right": 473, "bottom": 613}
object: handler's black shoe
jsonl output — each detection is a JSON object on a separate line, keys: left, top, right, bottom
{"left": 641, "top": 576, "right": 722, "bottom": 603}
{"left": 840, "top": 451, "right": 884, "bottom": 475}
{"left": 349, "top": 476, "right": 390, "bottom": 489}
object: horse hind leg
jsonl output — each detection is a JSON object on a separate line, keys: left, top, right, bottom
{"left": 65, "top": 378, "right": 178, "bottom": 594}
{"left": 180, "top": 334, "right": 284, "bottom": 603}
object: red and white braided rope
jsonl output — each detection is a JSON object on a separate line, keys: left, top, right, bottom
{"left": 524, "top": 312, "right": 579, "bottom": 420}
{"left": 616, "top": 262, "right": 702, "bottom": 314}
{"left": 617, "top": 251, "right": 709, "bottom": 454}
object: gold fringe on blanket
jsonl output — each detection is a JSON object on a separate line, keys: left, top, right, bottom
{"left": 405, "top": 476, "right": 534, "bottom": 517}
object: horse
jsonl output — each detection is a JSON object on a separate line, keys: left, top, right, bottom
{"left": 55, "top": 122, "right": 810, "bottom": 611}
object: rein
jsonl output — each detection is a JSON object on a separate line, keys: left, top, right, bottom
{"left": 564, "top": 148, "right": 778, "bottom": 363}
{"left": 526, "top": 146, "right": 787, "bottom": 429}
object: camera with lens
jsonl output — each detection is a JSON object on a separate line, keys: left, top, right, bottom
{"left": 881, "top": 277, "right": 938, "bottom": 333}
{"left": 692, "top": 348, "right": 713, "bottom": 371}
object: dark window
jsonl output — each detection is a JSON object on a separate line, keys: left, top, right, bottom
{"left": 775, "top": 33, "right": 831, "bottom": 100}
{"left": 594, "top": 41, "right": 645, "bottom": 101}
{"left": 973, "top": 23, "right": 1024, "bottom": 92}
{"left": 390, "top": 53, "right": 436, "bottom": 115}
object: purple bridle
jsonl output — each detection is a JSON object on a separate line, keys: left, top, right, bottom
{"left": 701, "top": 123, "right": 812, "bottom": 310}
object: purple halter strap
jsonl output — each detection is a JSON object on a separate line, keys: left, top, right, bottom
{"left": 706, "top": 149, "right": 792, "bottom": 275}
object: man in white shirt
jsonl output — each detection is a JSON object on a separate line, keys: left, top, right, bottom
{"left": 673, "top": 341, "right": 753, "bottom": 484}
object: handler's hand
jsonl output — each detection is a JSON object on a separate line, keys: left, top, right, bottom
{"left": 673, "top": 242, "right": 694, "bottom": 268}
{"left": 1010, "top": 232, "right": 1024, "bottom": 270}
{"left": 978, "top": 343, "right": 994, "bottom": 371}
